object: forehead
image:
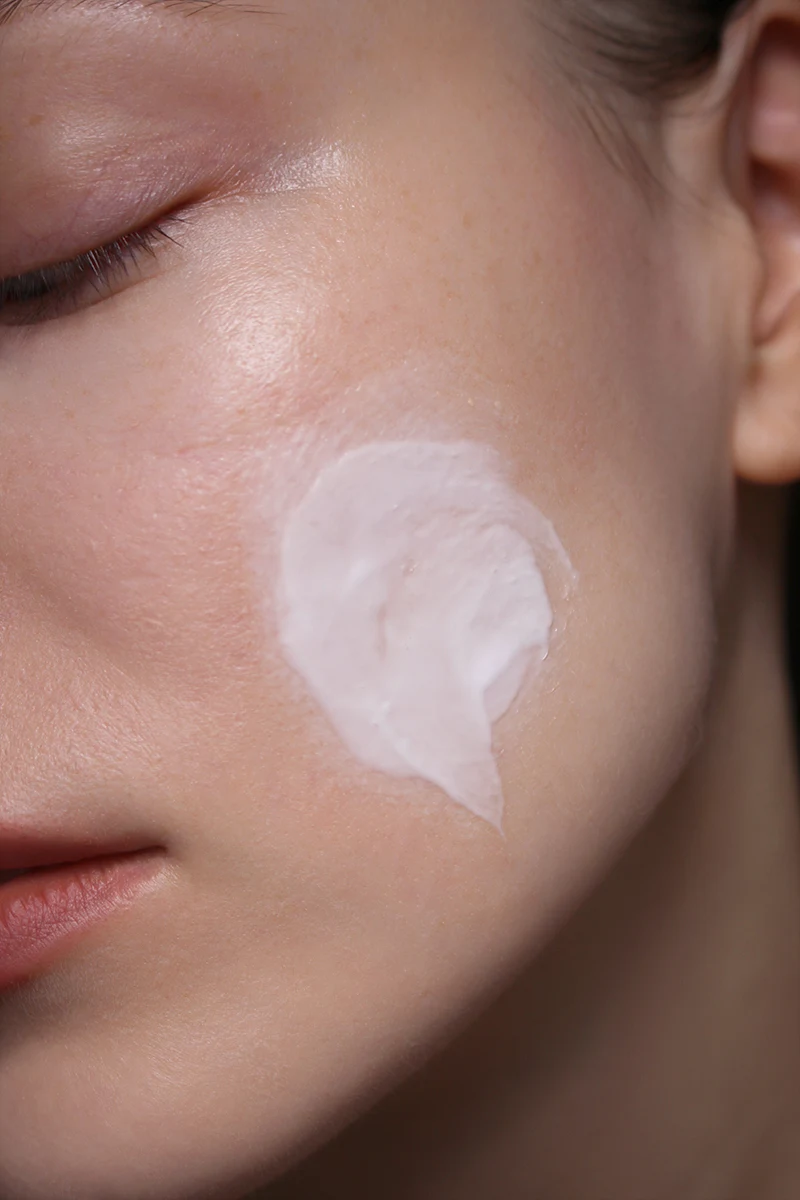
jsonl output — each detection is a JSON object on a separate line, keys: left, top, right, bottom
{"left": 0, "top": 0, "right": 267, "bottom": 27}
{"left": 0, "top": 0, "right": 191, "bottom": 19}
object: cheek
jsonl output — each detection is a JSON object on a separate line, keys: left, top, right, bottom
{"left": 0, "top": 434, "right": 256, "bottom": 688}
{"left": 271, "top": 439, "right": 577, "bottom": 832}
{"left": 0, "top": 129, "right": 721, "bottom": 940}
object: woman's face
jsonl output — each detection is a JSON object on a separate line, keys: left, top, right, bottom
{"left": 0, "top": 0, "right": 745, "bottom": 1196}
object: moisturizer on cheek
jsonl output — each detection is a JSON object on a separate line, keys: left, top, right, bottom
{"left": 277, "top": 442, "right": 574, "bottom": 830}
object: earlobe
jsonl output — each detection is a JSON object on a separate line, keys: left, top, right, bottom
{"left": 734, "top": 13, "right": 800, "bottom": 485}
{"left": 736, "top": 293, "right": 800, "bottom": 483}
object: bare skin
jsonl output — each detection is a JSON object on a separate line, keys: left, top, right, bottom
{"left": 265, "top": 485, "right": 800, "bottom": 1200}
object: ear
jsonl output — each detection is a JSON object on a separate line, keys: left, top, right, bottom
{"left": 735, "top": 9, "right": 800, "bottom": 484}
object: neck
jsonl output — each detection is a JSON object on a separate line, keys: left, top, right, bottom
{"left": 268, "top": 487, "right": 800, "bottom": 1200}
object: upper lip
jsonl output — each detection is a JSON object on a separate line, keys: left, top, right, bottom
{"left": 0, "top": 827, "right": 162, "bottom": 877}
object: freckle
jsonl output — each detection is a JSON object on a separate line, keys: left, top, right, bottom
{"left": 28, "top": 114, "right": 44, "bottom": 127}
{"left": 462, "top": 211, "right": 475, "bottom": 230}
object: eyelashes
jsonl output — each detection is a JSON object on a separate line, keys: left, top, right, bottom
{"left": 0, "top": 214, "right": 186, "bottom": 327}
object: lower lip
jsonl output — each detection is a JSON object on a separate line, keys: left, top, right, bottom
{"left": 0, "top": 852, "right": 164, "bottom": 993}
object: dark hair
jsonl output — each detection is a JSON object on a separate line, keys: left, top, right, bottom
{"left": 566, "top": 0, "right": 751, "bottom": 100}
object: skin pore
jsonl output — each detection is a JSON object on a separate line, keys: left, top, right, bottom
{"left": 0, "top": 1, "right": 798, "bottom": 1199}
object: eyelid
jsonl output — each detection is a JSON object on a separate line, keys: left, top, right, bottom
{"left": 0, "top": 211, "right": 187, "bottom": 327}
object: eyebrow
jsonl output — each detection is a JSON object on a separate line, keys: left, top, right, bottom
{"left": 0, "top": 0, "right": 268, "bottom": 26}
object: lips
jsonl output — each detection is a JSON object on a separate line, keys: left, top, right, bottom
{"left": 0, "top": 855, "right": 166, "bottom": 992}
{"left": 0, "top": 828, "right": 167, "bottom": 898}
{"left": 0, "top": 868, "right": 28, "bottom": 883}
{"left": 0, "top": 828, "right": 160, "bottom": 875}
{"left": 0, "top": 828, "right": 168, "bottom": 991}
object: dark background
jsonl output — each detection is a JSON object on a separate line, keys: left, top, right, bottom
{"left": 788, "top": 486, "right": 800, "bottom": 737}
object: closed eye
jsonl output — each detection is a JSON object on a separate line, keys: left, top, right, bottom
{"left": 0, "top": 214, "right": 186, "bottom": 327}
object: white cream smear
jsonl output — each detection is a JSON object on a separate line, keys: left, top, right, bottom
{"left": 277, "top": 441, "right": 573, "bottom": 830}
